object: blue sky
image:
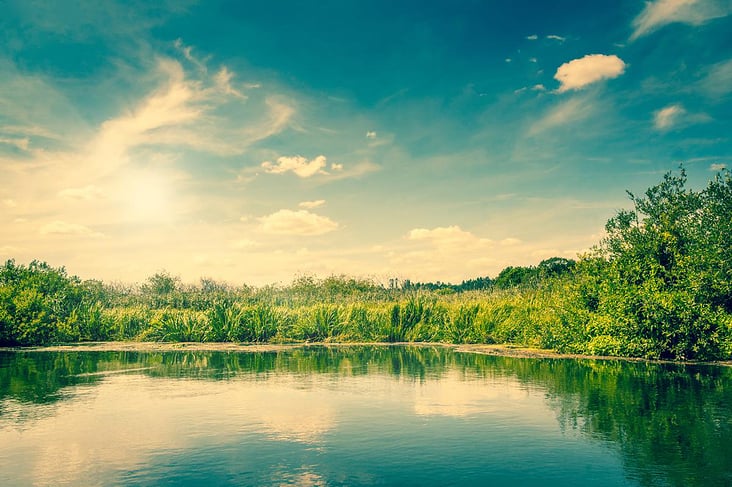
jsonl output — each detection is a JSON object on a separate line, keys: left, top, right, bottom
{"left": 1, "top": 0, "right": 731, "bottom": 285}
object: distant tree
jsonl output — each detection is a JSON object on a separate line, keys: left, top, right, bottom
{"left": 537, "top": 257, "right": 575, "bottom": 278}
{"left": 457, "top": 276, "right": 493, "bottom": 291}
{"left": 493, "top": 266, "right": 538, "bottom": 288}
{"left": 142, "top": 271, "right": 180, "bottom": 295}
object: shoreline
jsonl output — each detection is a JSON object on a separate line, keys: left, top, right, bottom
{"left": 2, "top": 341, "right": 730, "bottom": 366}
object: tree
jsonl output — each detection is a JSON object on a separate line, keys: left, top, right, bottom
{"left": 0, "top": 260, "right": 86, "bottom": 345}
{"left": 578, "top": 167, "right": 732, "bottom": 360}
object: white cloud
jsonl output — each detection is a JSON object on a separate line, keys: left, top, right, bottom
{"left": 546, "top": 34, "right": 566, "bottom": 42}
{"left": 58, "top": 185, "right": 104, "bottom": 200}
{"left": 327, "top": 160, "right": 379, "bottom": 180}
{"left": 653, "top": 104, "right": 685, "bottom": 130}
{"left": 700, "top": 58, "right": 732, "bottom": 96}
{"left": 528, "top": 97, "right": 596, "bottom": 135}
{"left": 258, "top": 209, "right": 338, "bottom": 236}
{"left": 366, "top": 131, "right": 377, "bottom": 139}
{"left": 0, "top": 136, "right": 30, "bottom": 151}
{"left": 505, "top": 58, "right": 512, "bottom": 63}
{"left": 261, "top": 155, "right": 328, "bottom": 178}
{"left": 174, "top": 38, "right": 208, "bottom": 73}
{"left": 710, "top": 163, "right": 727, "bottom": 171}
{"left": 240, "top": 97, "right": 295, "bottom": 147}
{"left": 213, "top": 67, "right": 246, "bottom": 99}
{"left": 630, "top": 0, "right": 731, "bottom": 40}
{"left": 2, "top": 199, "right": 17, "bottom": 208}
{"left": 39, "top": 221, "right": 104, "bottom": 238}
{"left": 526, "top": 34, "right": 538, "bottom": 40}
{"left": 529, "top": 57, "right": 538, "bottom": 63}
{"left": 532, "top": 84, "right": 546, "bottom": 91}
{"left": 299, "top": 200, "right": 326, "bottom": 209}
{"left": 331, "top": 163, "right": 343, "bottom": 171}
{"left": 86, "top": 57, "right": 294, "bottom": 175}
{"left": 554, "top": 54, "right": 626, "bottom": 92}
{"left": 407, "top": 225, "right": 492, "bottom": 251}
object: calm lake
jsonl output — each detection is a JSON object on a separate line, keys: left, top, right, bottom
{"left": 0, "top": 345, "right": 730, "bottom": 486}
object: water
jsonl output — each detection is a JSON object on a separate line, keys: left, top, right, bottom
{"left": 0, "top": 345, "right": 730, "bottom": 486}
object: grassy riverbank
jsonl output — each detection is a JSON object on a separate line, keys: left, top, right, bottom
{"left": 2, "top": 168, "right": 732, "bottom": 360}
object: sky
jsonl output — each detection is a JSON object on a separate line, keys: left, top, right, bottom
{"left": 1, "top": 0, "right": 731, "bottom": 286}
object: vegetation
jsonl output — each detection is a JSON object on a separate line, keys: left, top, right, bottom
{"left": 1, "top": 168, "right": 731, "bottom": 360}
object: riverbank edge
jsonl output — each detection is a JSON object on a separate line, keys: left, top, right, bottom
{"left": 2, "top": 341, "right": 730, "bottom": 366}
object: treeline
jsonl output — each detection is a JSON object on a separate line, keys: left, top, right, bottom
{"left": 402, "top": 256, "right": 576, "bottom": 292}
{"left": 1, "top": 168, "right": 731, "bottom": 360}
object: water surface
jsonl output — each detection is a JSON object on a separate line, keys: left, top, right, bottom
{"left": 1, "top": 346, "right": 730, "bottom": 486}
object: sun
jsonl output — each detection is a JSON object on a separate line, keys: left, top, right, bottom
{"left": 122, "top": 170, "right": 174, "bottom": 222}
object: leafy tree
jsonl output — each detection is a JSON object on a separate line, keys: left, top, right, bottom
{"left": 0, "top": 260, "right": 85, "bottom": 345}
{"left": 493, "top": 265, "right": 538, "bottom": 288}
{"left": 537, "top": 257, "right": 575, "bottom": 278}
{"left": 577, "top": 167, "right": 732, "bottom": 359}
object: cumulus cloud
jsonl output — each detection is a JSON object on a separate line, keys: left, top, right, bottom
{"left": 299, "top": 200, "right": 326, "bottom": 209}
{"left": 39, "top": 221, "right": 103, "bottom": 237}
{"left": 258, "top": 209, "right": 338, "bottom": 236}
{"left": 407, "top": 225, "right": 492, "bottom": 250}
{"left": 710, "top": 163, "right": 727, "bottom": 171}
{"left": 653, "top": 104, "right": 686, "bottom": 130}
{"left": 554, "top": 54, "right": 626, "bottom": 92}
{"left": 630, "top": 0, "right": 731, "bottom": 40}
{"left": 261, "top": 155, "right": 329, "bottom": 178}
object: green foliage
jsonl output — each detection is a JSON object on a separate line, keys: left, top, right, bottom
{"left": 571, "top": 167, "right": 732, "bottom": 360}
{"left": 0, "top": 260, "right": 88, "bottom": 345}
{"left": 0, "top": 169, "right": 730, "bottom": 360}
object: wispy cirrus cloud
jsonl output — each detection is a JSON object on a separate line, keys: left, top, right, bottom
{"left": 299, "top": 200, "right": 326, "bottom": 209}
{"left": 653, "top": 103, "right": 710, "bottom": 131}
{"left": 553, "top": 54, "right": 626, "bottom": 92}
{"left": 699, "top": 58, "right": 732, "bottom": 97}
{"left": 653, "top": 104, "right": 686, "bottom": 130}
{"left": 630, "top": 0, "right": 731, "bottom": 40}
{"left": 0, "top": 136, "right": 30, "bottom": 151}
{"left": 528, "top": 96, "right": 597, "bottom": 135}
